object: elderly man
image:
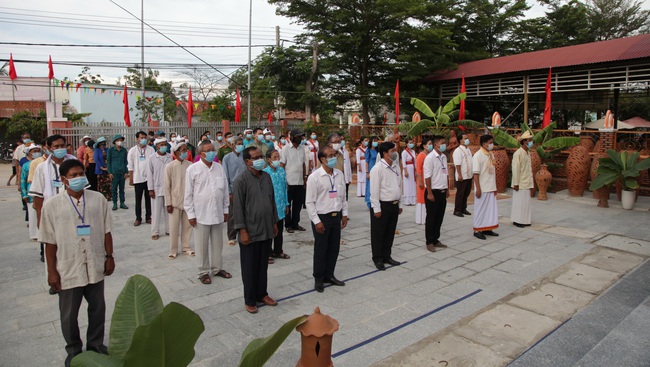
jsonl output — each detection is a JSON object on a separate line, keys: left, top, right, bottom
{"left": 233, "top": 147, "right": 279, "bottom": 313}
{"left": 222, "top": 137, "right": 247, "bottom": 246}
{"left": 184, "top": 140, "right": 231, "bottom": 284}
{"left": 164, "top": 141, "right": 194, "bottom": 258}
{"left": 305, "top": 146, "right": 348, "bottom": 292}
{"left": 147, "top": 138, "right": 173, "bottom": 240}
{"left": 511, "top": 130, "right": 535, "bottom": 228}
{"left": 280, "top": 129, "right": 308, "bottom": 233}
{"left": 472, "top": 135, "right": 500, "bottom": 240}
{"left": 452, "top": 131, "right": 473, "bottom": 217}
{"left": 127, "top": 131, "right": 155, "bottom": 226}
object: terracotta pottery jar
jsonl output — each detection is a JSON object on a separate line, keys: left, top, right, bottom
{"left": 566, "top": 145, "right": 591, "bottom": 196}
{"left": 579, "top": 135, "right": 595, "bottom": 152}
{"left": 493, "top": 148, "right": 510, "bottom": 193}
{"left": 530, "top": 149, "right": 541, "bottom": 190}
{"left": 535, "top": 164, "right": 552, "bottom": 200}
{"left": 590, "top": 153, "right": 609, "bottom": 208}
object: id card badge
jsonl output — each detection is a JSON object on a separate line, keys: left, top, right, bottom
{"left": 442, "top": 166, "right": 447, "bottom": 174}
{"left": 139, "top": 156, "right": 146, "bottom": 161}
{"left": 77, "top": 225, "right": 91, "bottom": 236}
{"left": 329, "top": 190, "right": 338, "bottom": 198}
{"left": 53, "top": 180, "right": 63, "bottom": 188}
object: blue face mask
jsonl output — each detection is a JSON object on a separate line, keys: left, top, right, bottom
{"left": 204, "top": 151, "right": 217, "bottom": 162}
{"left": 464, "top": 139, "right": 470, "bottom": 146}
{"left": 53, "top": 148, "right": 67, "bottom": 159}
{"left": 439, "top": 144, "right": 447, "bottom": 153}
{"left": 326, "top": 157, "right": 338, "bottom": 168}
{"left": 217, "top": 136, "right": 222, "bottom": 141}
{"left": 179, "top": 152, "right": 188, "bottom": 160}
{"left": 271, "top": 135, "right": 276, "bottom": 141}
{"left": 311, "top": 134, "right": 317, "bottom": 140}
{"left": 246, "top": 134, "right": 253, "bottom": 140}
{"left": 159, "top": 146, "right": 168, "bottom": 153}
{"left": 280, "top": 138, "right": 286, "bottom": 145}
{"left": 427, "top": 144, "right": 433, "bottom": 151}
{"left": 252, "top": 158, "right": 266, "bottom": 170}
{"left": 31, "top": 152, "right": 42, "bottom": 159}
{"left": 139, "top": 138, "right": 148, "bottom": 146}
{"left": 341, "top": 141, "right": 346, "bottom": 148}
{"left": 527, "top": 141, "right": 534, "bottom": 149}
{"left": 66, "top": 176, "right": 88, "bottom": 192}
{"left": 272, "top": 160, "right": 281, "bottom": 168}
{"left": 257, "top": 134, "right": 265, "bottom": 142}
{"left": 363, "top": 141, "right": 369, "bottom": 147}
{"left": 372, "top": 141, "right": 378, "bottom": 148}
{"left": 407, "top": 143, "right": 414, "bottom": 149}
{"left": 235, "top": 145, "right": 244, "bottom": 153}
{"left": 206, "top": 135, "right": 211, "bottom": 140}
{"left": 23, "top": 139, "right": 32, "bottom": 144}
{"left": 301, "top": 140, "right": 306, "bottom": 145}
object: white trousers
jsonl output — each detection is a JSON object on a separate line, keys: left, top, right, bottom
{"left": 415, "top": 203, "right": 427, "bottom": 225}
{"left": 511, "top": 189, "right": 532, "bottom": 225}
{"left": 28, "top": 203, "right": 38, "bottom": 240}
{"left": 151, "top": 196, "right": 169, "bottom": 236}
{"left": 169, "top": 208, "right": 193, "bottom": 255}
{"left": 194, "top": 223, "right": 225, "bottom": 276}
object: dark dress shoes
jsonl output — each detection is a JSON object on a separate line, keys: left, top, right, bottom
{"left": 315, "top": 281, "right": 324, "bottom": 293}
{"left": 474, "top": 232, "right": 486, "bottom": 240}
{"left": 484, "top": 230, "right": 499, "bottom": 236}
{"left": 374, "top": 261, "right": 386, "bottom": 271}
{"left": 384, "top": 257, "right": 401, "bottom": 266}
{"left": 295, "top": 226, "right": 307, "bottom": 231}
{"left": 462, "top": 210, "right": 471, "bottom": 215}
{"left": 325, "top": 277, "right": 345, "bottom": 286}
{"left": 434, "top": 241, "right": 448, "bottom": 248}
{"left": 453, "top": 212, "right": 464, "bottom": 217}
{"left": 513, "top": 222, "right": 526, "bottom": 228}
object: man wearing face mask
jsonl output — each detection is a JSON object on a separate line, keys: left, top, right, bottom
{"left": 223, "top": 137, "right": 247, "bottom": 246}
{"left": 107, "top": 135, "right": 128, "bottom": 211}
{"left": 251, "top": 127, "right": 269, "bottom": 156}
{"left": 218, "top": 132, "right": 234, "bottom": 161}
{"left": 423, "top": 135, "right": 450, "bottom": 252}
{"left": 369, "top": 142, "right": 403, "bottom": 270}
{"left": 472, "top": 135, "right": 500, "bottom": 240}
{"left": 243, "top": 128, "right": 255, "bottom": 148}
{"left": 452, "top": 132, "right": 474, "bottom": 217}
{"left": 511, "top": 131, "right": 535, "bottom": 228}
{"left": 164, "top": 142, "right": 194, "bottom": 259}
{"left": 326, "top": 133, "right": 345, "bottom": 173}
{"left": 127, "top": 131, "right": 155, "bottom": 226}
{"left": 280, "top": 130, "right": 308, "bottom": 233}
{"left": 263, "top": 128, "right": 275, "bottom": 150}
{"left": 215, "top": 131, "right": 225, "bottom": 148}
{"left": 147, "top": 138, "right": 173, "bottom": 240}
{"left": 305, "top": 146, "right": 348, "bottom": 292}
{"left": 40, "top": 159, "right": 114, "bottom": 367}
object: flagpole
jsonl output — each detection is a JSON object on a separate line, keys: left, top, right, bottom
{"left": 141, "top": 0, "right": 146, "bottom": 126}
{"left": 247, "top": 0, "right": 252, "bottom": 129}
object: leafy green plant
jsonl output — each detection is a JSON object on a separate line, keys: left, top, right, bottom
{"left": 590, "top": 149, "right": 650, "bottom": 191}
{"left": 397, "top": 93, "right": 484, "bottom": 138}
{"left": 239, "top": 315, "right": 307, "bottom": 367}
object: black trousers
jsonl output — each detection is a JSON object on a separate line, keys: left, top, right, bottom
{"left": 239, "top": 239, "right": 271, "bottom": 306}
{"left": 134, "top": 182, "right": 151, "bottom": 221}
{"left": 425, "top": 189, "right": 447, "bottom": 245}
{"left": 345, "top": 183, "right": 350, "bottom": 201}
{"left": 312, "top": 213, "right": 341, "bottom": 281}
{"left": 272, "top": 218, "right": 284, "bottom": 255}
{"left": 86, "top": 163, "right": 97, "bottom": 191}
{"left": 59, "top": 281, "right": 105, "bottom": 366}
{"left": 370, "top": 201, "right": 399, "bottom": 262}
{"left": 286, "top": 185, "right": 304, "bottom": 229}
{"left": 454, "top": 179, "right": 472, "bottom": 213}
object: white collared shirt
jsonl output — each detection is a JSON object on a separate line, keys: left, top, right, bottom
{"left": 280, "top": 144, "right": 307, "bottom": 185}
{"left": 424, "top": 150, "right": 449, "bottom": 189}
{"left": 452, "top": 145, "right": 473, "bottom": 181}
{"left": 305, "top": 166, "right": 348, "bottom": 225}
{"left": 146, "top": 152, "right": 173, "bottom": 196}
{"left": 472, "top": 148, "right": 497, "bottom": 192}
{"left": 369, "top": 158, "right": 403, "bottom": 212}
{"left": 127, "top": 144, "right": 155, "bottom": 184}
{"left": 183, "top": 160, "right": 229, "bottom": 225}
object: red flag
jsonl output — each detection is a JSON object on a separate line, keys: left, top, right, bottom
{"left": 187, "top": 87, "right": 194, "bottom": 128}
{"left": 394, "top": 80, "right": 400, "bottom": 125}
{"left": 235, "top": 89, "right": 242, "bottom": 123}
{"left": 542, "top": 68, "right": 552, "bottom": 128}
{"left": 48, "top": 55, "right": 54, "bottom": 80}
{"left": 122, "top": 85, "right": 131, "bottom": 127}
{"left": 8, "top": 53, "right": 17, "bottom": 80}
{"left": 459, "top": 73, "right": 466, "bottom": 120}
{"left": 268, "top": 111, "right": 273, "bottom": 124}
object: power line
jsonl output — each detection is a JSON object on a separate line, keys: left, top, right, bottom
{"left": 0, "top": 42, "right": 274, "bottom": 48}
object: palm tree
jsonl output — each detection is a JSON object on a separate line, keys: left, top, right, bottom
{"left": 0, "top": 62, "right": 8, "bottom": 76}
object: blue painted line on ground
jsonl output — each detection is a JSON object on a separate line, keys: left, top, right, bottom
{"left": 507, "top": 317, "right": 573, "bottom": 366}
{"left": 258, "top": 261, "right": 408, "bottom": 308}
{"left": 332, "top": 289, "right": 483, "bottom": 358}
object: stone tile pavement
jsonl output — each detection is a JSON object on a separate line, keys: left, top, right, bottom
{"left": 0, "top": 161, "right": 648, "bottom": 366}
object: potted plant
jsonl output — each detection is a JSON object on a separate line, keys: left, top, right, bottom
{"left": 589, "top": 149, "right": 650, "bottom": 209}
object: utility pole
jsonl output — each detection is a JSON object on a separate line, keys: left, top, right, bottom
{"left": 141, "top": 0, "right": 146, "bottom": 126}
{"left": 305, "top": 42, "right": 318, "bottom": 122}
{"left": 247, "top": 0, "right": 252, "bottom": 129}
{"left": 276, "top": 26, "right": 280, "bottom": 49}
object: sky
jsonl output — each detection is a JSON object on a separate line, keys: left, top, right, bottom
{"left": 1, "top": 0, "right": 649, "bottom": 91}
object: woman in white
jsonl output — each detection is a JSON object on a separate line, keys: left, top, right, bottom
{"left": 355, "top": 138, "right": 368, "bottom": 197}
{"left": 401, "top": 138, "right": 417, "bottom": 205}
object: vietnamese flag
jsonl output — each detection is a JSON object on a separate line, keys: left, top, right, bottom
{"left": 8, "top": 53, "right": 17, "bottom": 80}
{"left": 48, "top": 56, "right": 54, "bottom": 80}
{"left": 187, "top": 87, "right": 194, "bottom": 128}
{"left": 459, "top": 73, "right": 466, "bottom": 120}
{"left": 268, "top": 111, "right": 273, "bottom": 124}
{"left": 123, "top": 85, "right": 131, "bottom": 127}
{"left": 394, "top": 80, "right": 400, "bottom": 124}
{"left": 542, "top": 68, "right": 552, "bottom": 128}
{"left": 235, "top": 88, "right": 242, "bottom": 123}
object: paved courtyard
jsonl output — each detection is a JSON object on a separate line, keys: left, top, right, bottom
{"left": 0, "top": 163, "right": 648, "bottom": 366}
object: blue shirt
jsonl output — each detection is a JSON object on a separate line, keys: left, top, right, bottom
{"left": 94, "top": 147, "right": 107, "bottom": 175}
{"left": 263, "top": 165, "right": 289, "bottom": 221}
{"left": 222, "top": 151, "right": 247, "bottom": 193}
{"left": 365, "top": 148, "right": 379, "bottom": 207}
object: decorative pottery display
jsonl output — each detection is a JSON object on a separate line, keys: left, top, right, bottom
{"left": 535, "top": 164, "right": 552, "bottom": 200}
{"left": 493, "top": 148, "right": 510, "bottom": 193}
{"left": 566, "top": 145, "right": 591, "bottom": 196}
{"left": 590, "top": 153, "right": 609, "bottom": 208}
{"left": 579, "top": 135, "right": 595, "bottom": 152}
{"left": 530, "top": 149, "right": 541, "bottom": 190}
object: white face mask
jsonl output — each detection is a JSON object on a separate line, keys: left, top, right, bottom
{"left": 487, "top": 143, "right": 494, "bottom": 151}
{"left": 116, "top": 141, "right": 123, "bottom": 146}
{"left": 331, "top": 143, "right": 341, "bottom": 151}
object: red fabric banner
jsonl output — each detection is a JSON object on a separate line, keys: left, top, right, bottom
{"left": 187, "top": 87, "right": 194, "bottom": 128}
{"left": 459, "top": 73, "right": 466, "bottom": 120}
{"left": 123, "top": 85, "right": 131, "bottom": 127}
{"left": 8, "top": 53, "right": 17, "bottom": 80}
{"left": 235, "top": 89, "right": 242, "bottom": 123}
{"left": 542, "top": 68, "right": 552, "bottom": 128}
{"left": 48, "top": 56, "right": 54, "bottom": 80}
{"left": 394, "top": 80, "right": 400, "bottom": 125}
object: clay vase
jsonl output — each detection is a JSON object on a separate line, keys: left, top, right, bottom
{"left": 535, "top": 164, "right": 552, "bottom": 200}
{"left": 566, "top": 145, "right": 591, "bottom": 196}
{"left": 579, "top": 135, "right": 595, "bottom": 152}
{"left": 593, "top": 139, "right": 603, "bottom": 153}
{"left": 493, "top": 148, "right": 510, "bottom": 193}
{"left": 530, "top": 149, "right": 542, "bottom": 190}
{"left": 590, "top": 153, "right": 609, "bottom": 208}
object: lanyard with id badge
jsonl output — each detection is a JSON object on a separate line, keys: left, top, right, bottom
{"left": 52, "top": 162, "right": 63, "bottom": 190}
{"left": 327, "top": 173, "right": 338, "bottom": 198}
{"left": 139, "top": 147, "right": 147, "bottom": 161}
{"left": 68, "top": 192, "right": 91, "bottom": 236}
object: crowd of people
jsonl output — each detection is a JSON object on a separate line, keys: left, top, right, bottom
{"left": 8, "top": 126, "right": 536, "bottom": 366}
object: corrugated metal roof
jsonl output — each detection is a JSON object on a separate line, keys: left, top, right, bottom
{"left": 428, "top": 34, "right": 650, "bottom": 82}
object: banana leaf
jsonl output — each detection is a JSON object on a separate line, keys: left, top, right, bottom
{"left": 606, "top": 149, "right": 623, "bottom": 168}
{"left": 634, "top": 156, "right": 650, "bottom": 171}
{"left": 406, "top": 119, "right": 435, "bottom": 138}
{"left": 624, "top": 178, "right": 640, "bottom": 190}
{"left": 626, "top": 151, "right": 639, "bottom": 169}
{"left": 438, "top": 114, "right": 450, "bottom": 125}
{"left": 71, "top": 352, "right": 124, "bottom": 367}
{"left": 410, "top": 98, "right": 435, "bottom": 117}
{"left": 239, "top": 315, "right": 308, "bottom": 367}
{"left": 109, "top": 275, "right": 164, "bottom": 359}
{"left": 541, "top": 136, "right": 579, "bottom": 149}
{"left": 397, "top": 121, "right": 416, "bottom": 133}
{"left": 532, "top": 122, "right": 557, "bottom": 144}
{"left": 589, "top": 171, "right": 619, "bottom": 190}
{"left": 448, "top": 119, "right": 485, "bottom": 129}
{"left": 442, "top": 93, "right": 465, "bottom": 114}
{"left": 491, "top": 128, "right": 519, "bottom": 148}
{"left": 520, "top": 122, "right": 534, "bottom": 135}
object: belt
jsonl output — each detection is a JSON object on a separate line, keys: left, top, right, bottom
{"left": 405, "top": 161, "right": 414, "bottom": 165}
{"left": 432, "top": 189, "right": 447, "bottom": 193}
{"left": 319, "top": 211, "right": 340, "bottom": 217}
{"left": 380, "top": 200, "right": 400, "bottom": 205}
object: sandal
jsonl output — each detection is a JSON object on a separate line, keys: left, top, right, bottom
{"left": 199, "top": 274, "right": 211, "bottom": 284}
{"left": 271, "top": 253, "right": 290, "bottom": 259}
{"left": 268, "top": 257, "right": 275, "bottom": 264}
{"left": 183, "top": 250, "right": 196, "bottom": 256}
{"left": 214, "top": 270, "right": 232, "bottom": 279}
{"left": 168, "top": 254, "right": 177, "bottom": 259}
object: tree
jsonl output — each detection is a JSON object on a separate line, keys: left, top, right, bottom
{"left": 200, "top": 93, "right": 237, "bottom": 123}
{"left": 177, "top": 67, "right": 223, "bottom": 102}
{"left": 122, "top": 67, "right": 178, "bottom": 123}
{"left": 76, "top": 66, "right": 104, "bottom": 84}
{"left": 0, "top": 110, "right": 47, "bottom": 141}
{"left": 587, "top": 0, "right": 650, "bottom": 40}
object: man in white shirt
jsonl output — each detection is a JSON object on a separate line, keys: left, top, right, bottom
{"left": 369, "top": 142, "right": 403, "bottom": 270}
{"left": 511, "top": 130, "right": 535, "bottom": 228}
{"left": 184, "top": 140, "right": 231, "bottom": 284}
{"left": 280, "top": 129, "right": 308, "bottom": 233}
{"left": 341, "top": 138, "right": 352, "bottom": 201}
{"left": 147, "top": 138, "right": 173, "bottom": 240}
{"left": 424, "top": 135, "right": 450, "bottom": 252}
{"left": 127, "top": 131, "right": 155, "bottom": 226}
{"left": 453, "top": 132, "right": 473, "bottom": 217}
{"left": 472, "top": 135, "right": 500, "bottom": 240}
{"left": 164, "top": 142, "right": 194, "bottom": 258}
{"left": 305, "top": 146, "right": 348, "bottom": 292}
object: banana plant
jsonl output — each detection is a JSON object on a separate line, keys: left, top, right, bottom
{"left": 590, "top": 149, "right": 650, "bottom": 191}
{"left": 398, "top": 93, "right": 484, "bottom": 138}
{"left": 492, "top": 122, "right": 580, "bottom": 165}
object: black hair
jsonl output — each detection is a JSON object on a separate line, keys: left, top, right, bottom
{"left": 46, "top": 134, "right": 66, "bottom": 147}
{"left": 203, "top": 130, "right": 211, "bottom": 135}
{"left": 378, "top": 141, "right": 395, "bottom": 157}
{"left": 148, "top": 131, "right": 155, "bottom": 136}
{"left": 86, "top": 140, "right": 95, "bottom": 148}
{"left": 317, "top": 146, "right": 334, "bottom": 162}
{"left": 480, "top": 134, "right": 494, "bottom": 146}
{"left": 224, "top": 131, "right": 232, "bottom": 138}
{"left": 432, "top": 135, "right": 445, "bottom": 145}
{"left": 136, "top": 131, "right": 147, "bottom": 138}
{"left": 216, "top": 131, "right": 223, "bottom": 135}
{"left": 266, "top": 148, "right": 278, "bottom": 159}
{"left": 242, "top": 146, "right": 259, "bottom": 160}
{"left": 59, "top": 159, "right": 85, "bottom": 177}
{"left": 253, "top": 127, "right": 263, "bottom": 134}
